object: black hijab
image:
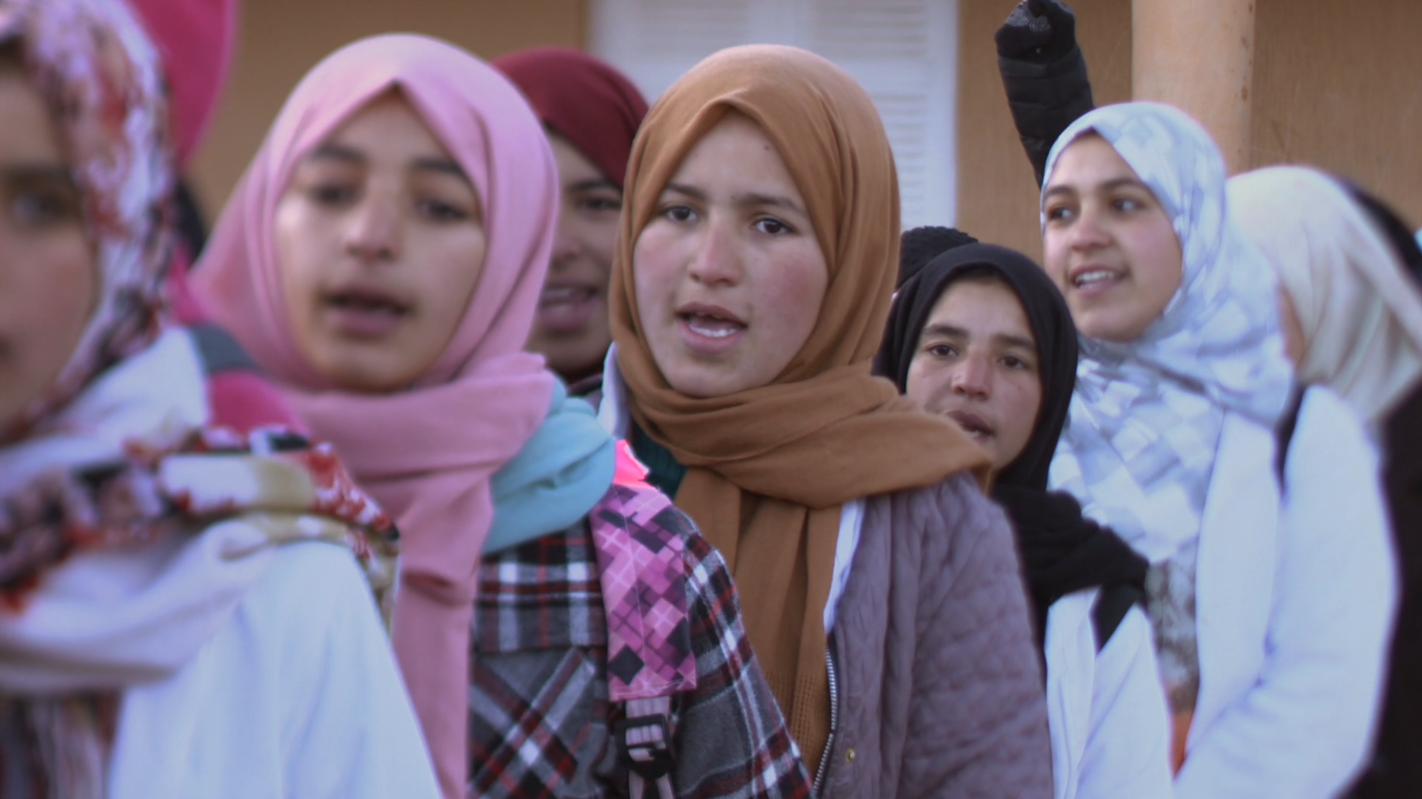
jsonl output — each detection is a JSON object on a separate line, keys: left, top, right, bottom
{"left": 898, "top": 226, "right": 980, "bottom": 287}
{"left": 876, "top": 243, "right": 1148, "bottom": 648}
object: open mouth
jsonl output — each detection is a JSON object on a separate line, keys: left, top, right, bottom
{"left": 539, "top": 284, "right": 596, "bottom": 308}
{"left": 1069, "top": 265, "right": 1124, "bottom": 291}
{"left": 946, "top": 409, "right": 994, "bottom": 439}
{"left": 535, "top": 283, "right": 601, "bottom": 334}
{"left": 677, "top": 303, "right": 747, "bottom": 340}
{"left": 326, "top": 288, "right": 408, "bottom": 316}
{"left": 322, "top": 287, "right": 410, "bottom": 337}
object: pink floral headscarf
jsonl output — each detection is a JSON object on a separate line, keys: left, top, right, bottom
{"left": 0, "top": 0, "right": 172, "bottom": 440}
{"left": 191, "top": 35, "right": 559, "bottom": 798}
{"left": 0, "top": 4, "right": 397, "bottom": 796}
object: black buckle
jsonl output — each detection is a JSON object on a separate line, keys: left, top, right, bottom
{"left": 614, "top": 713, "right": 674, "bottom": 780}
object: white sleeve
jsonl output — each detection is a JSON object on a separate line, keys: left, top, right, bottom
{"left": 1077, "top": 607, "right": 1174, "bottom": 799}
{"left": 108, "top": 542, "right": 440, "bottom": 799}
{"left": 274, "top": 544, "right": 442, "bottom": 799}
{"left": 1174, "top": 389, "right": 1397, "bottom": 799}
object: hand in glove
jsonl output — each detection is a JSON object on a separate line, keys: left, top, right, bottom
{"left": 994, "top": 0, "right": 1079, "bottom": 64}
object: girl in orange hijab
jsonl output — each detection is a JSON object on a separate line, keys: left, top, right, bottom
{"left": 598, "top": 44, "right": 1053, "bottom": 797}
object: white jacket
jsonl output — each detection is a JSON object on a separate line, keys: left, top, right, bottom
{"left": 1045, "top": 592, "right": 1173, "bottom": 799}
{"left": 0, "top": 329, "right": 440, "bottom": 798}
{"left": 108, "top": 541, "right": 440, "bottom": 799}
{"left": 1173, "top": 387, "right": 1395, "bottom": 798}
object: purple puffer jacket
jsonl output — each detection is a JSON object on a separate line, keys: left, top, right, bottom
{"left": 819, "top": 474, "right": 1053, "bottom": 799}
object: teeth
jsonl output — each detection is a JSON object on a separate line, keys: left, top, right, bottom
{"left": 687, "top": 314, "right": 741, "bottom": 339}
{"left": 689, "top": 323, "right": 737, "bottom": 339}
{"left": 542, "top": 287, "right": 588, "bottom": 303}
{"left": 1074, "top": 270, "right": 1116, "bottom": 287}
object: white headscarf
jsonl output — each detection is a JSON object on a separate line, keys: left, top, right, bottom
{"left": 1229, "top": 166, "right": 1422, "bottom": 427}
{"left": 1043, "top": 102, "right": 1294, "bottom": 564}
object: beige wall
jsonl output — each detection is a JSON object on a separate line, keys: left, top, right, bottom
{"left": 958, "top": 0, "right": 1422, "bottom": 262}
{"left": 1249, "top": 0, "right": 1422, "bottom": 224}
{"left": 189, "top": 0, "right": 587, "bottom": 216}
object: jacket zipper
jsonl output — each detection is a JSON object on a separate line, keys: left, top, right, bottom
{"left": 813, "top": 645, "right": 840, "bottom": 796}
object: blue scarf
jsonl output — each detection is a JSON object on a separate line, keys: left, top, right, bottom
{"left": 486, "top": 380, "right": 616, "bottom": 554}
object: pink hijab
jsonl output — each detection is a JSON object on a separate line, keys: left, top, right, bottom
{"left": 190, "top": 35, "right": 558, "bottom": 798}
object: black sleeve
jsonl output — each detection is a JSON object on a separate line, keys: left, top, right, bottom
{"left": 998, "top": 46, "right": 1097, "bottom": 187}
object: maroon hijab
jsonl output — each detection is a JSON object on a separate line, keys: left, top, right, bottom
{"left": 493, "top": 47, "right": 647, "bottom": 187}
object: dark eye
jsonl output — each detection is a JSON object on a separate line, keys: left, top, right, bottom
{"left": 577, "top": 195, "right": 622, "bottom": 213}
{"left": 753, "top": 217, "right": 792, "bottom": 236}
{"left": 417, "top": 198, "right": 472, "bottom": 222}
{"left": 927, "top": 343, "right": 958, "bottom": 359}
{"left": 1002, "top": 355, "right": 1029, "bottom": 370}
{"left": 11, "top": 190, "right": 78, "bottom": 227}
{"left": 1045, "top": 205, "right": 1074, "bottom": 223}
{"left": 308, "top": 183, "right": 357, "bottom": 207}
{"left": 1113, "top": 197, "right": 1142, "bottom": 213}
{"left": 663, "top": 205, "right": 696, "bottom": 223}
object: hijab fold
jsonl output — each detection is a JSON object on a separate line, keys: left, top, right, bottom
{"left": 609, "top": 44, "right": 988, "bottom": 770}
{"left": 191, "top": 36, "right": 565, "bottom": 798}
{"left": 1228, "top": 166, "right": 1422, "bottom": 427}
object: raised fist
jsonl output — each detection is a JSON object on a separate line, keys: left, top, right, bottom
{"left": 994, "top": 0, "right": 1079, "bottom": 64}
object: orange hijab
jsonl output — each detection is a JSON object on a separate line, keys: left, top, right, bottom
{"left": 609, "top": 44, "right": 988, "bottom": 770}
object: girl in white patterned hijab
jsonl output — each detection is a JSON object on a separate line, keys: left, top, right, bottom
{"left": 1038, "top": 101, "right": 1395, "bottom": 797}
{"left": 1041, "top": 102, "right": 1292, "bottom": 561}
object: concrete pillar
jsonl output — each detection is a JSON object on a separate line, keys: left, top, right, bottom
{"left": 1132, "top": 0, "right": 1256, "bottom": 174}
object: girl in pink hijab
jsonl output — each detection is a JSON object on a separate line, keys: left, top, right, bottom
{"left": 193, "top": 35, "right": 808, "bottom": 799}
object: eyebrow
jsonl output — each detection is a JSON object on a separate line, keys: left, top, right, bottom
{"left": 662, "top": 182, "right": 707, "bottom": 202}
{"left": 739, "top": 191, "right": 806, "bottom": 216}
{"left": 921, "top": 323, "right": 1036, "bottom": 353}
{"left": 568, "top": 178, "right": 620, "bottom": 193}
{"left": 1100, "top": 176, "right": 1152, "bottom": 193}
{"left": 412, "top": 156, "right": 469, "bottom": 183}
{"left": 1045, "top": 176, "right": 1151, "bottom": 199}
{"left": 307, "top": 145, "right": 471, "bottom": 184}
{"left": 660, "top": 182, "right": 807, "bottom": 216}
{"left": 308, "top": 143, "right": 364, "bottom": 165}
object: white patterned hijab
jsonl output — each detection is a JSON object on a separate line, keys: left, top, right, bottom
{"left": 1041, "top": 102, "right": 1294, "bottom": 563}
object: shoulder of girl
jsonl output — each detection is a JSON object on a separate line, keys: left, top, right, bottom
{"left": 1287, "top": 386, "right": 1376, "bottom": 470}
{"left": 873, "top": 473, "right": 1009, "bottom": 547}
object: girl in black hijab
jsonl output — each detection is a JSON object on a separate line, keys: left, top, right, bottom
{"left": 877, "top": 241, "right": 1172, "bottom": 799}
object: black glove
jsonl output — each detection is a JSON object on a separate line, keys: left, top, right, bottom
{"left": 994, "top": 0, "right": 1079, "bottom": 64}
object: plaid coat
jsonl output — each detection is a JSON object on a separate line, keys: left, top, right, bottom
{"left": 470, "top": 501, "right": 812, "bottom": 799}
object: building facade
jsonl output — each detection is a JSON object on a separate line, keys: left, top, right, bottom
{"left": 193, "top": 0, "right": 1422, "bottom": 260}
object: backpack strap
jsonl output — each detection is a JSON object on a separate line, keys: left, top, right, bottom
{"left": 1091, "top": 583, "right": 1144, "bottom": 652}
{"left": 186, "top": 324, "right": 307, "bottom": 434}
{"left": 189, "top": 323, "right": 259, "bottom": 376}
{"left": 591, "top": 442, "right": 698, "bottom": 799}
{"left": 1274, "top": 384, "right": 1308, "bottom": 492}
